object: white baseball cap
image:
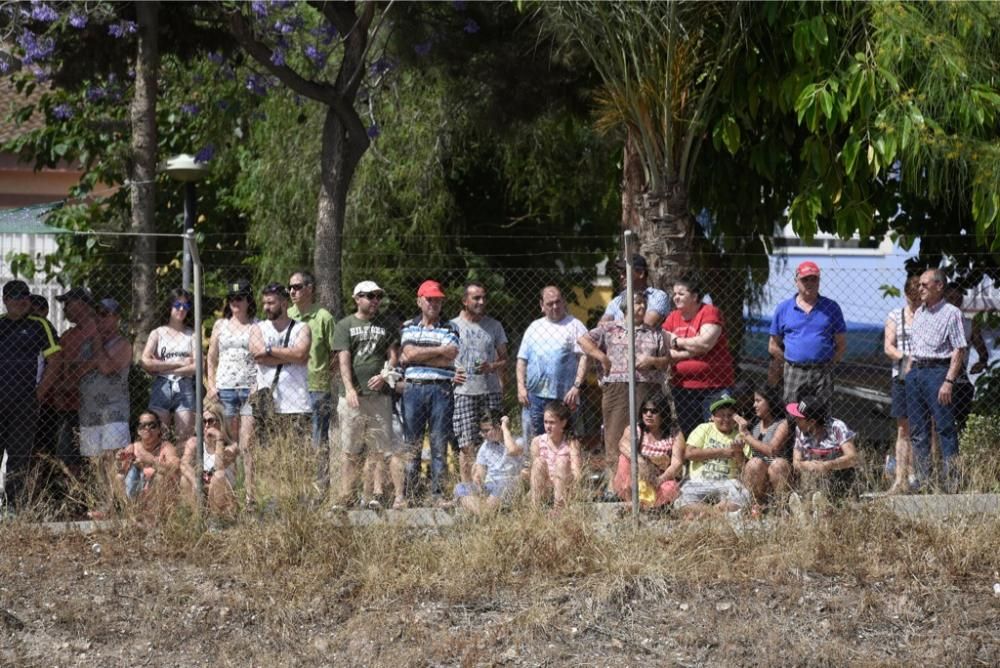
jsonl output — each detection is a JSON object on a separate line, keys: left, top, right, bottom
{"left": 353, "top": 280, "right": 384, "bottom": 296}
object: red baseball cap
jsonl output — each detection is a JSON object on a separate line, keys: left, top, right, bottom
{"left": 796, "top": 261, "right": 821, "bottom": 278}
{"left": 417, "top": 280, "right": 446, "bottom": 298}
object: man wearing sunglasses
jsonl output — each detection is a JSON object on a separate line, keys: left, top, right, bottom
{"left": 286, "top": 270, "right": 336, "bottom": 491}
{"left": 0, "top": 280, "right": 60, "bottom": 513}
{"left": 331, "top": 281, "right": 401, "bottom": 509}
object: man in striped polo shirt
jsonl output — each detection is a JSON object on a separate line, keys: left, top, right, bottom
{"left": 906, "top": 268, "right": 967, "bottom": 491}
{"left": 400, "top": 280, "right": 460, "bottom": 504}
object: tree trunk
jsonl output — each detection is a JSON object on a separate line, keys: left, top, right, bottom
{"left": 314, "top": 106, "right": 367, "bottom": 319}
{"left": 129, "top": 1, "right": 159, "bottom": 359}
{"left": 633, "top": 179, "right": 696, "bottom": 294}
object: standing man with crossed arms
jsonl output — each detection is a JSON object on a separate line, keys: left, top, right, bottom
{"left": 451, "top": 282, "right": 508, "bottom": 483}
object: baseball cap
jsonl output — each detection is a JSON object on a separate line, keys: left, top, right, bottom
{"left": 97, "top": 298, "right": 122, "bottom": 315}
{"left": 227, "top": 278, "right": 252, "bottom": 298}
{"left": 55, "top": 286, "right": 94, "bottom": 304}
{"left": 353, "top": 280, "right": 384, "bottom": 296}
{"left": 709, "top": 393, "right": 737, "bottom": 413}
{"left": 786, "top": 395, "right": 827, "bottom": 421}
{"left": 3, "top": 280, "right": 31, "bottom": 299}
{"left": 615, "top": 254, "right": 648, "bottom": 270}
{"left": 796, "top": 261, "right": 821, "bottom": 278}
{"left": 417, "top": 280, "right": 445, "bottom": 298}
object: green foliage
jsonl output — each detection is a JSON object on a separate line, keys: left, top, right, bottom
{"left": 959, "top": 413, "right": 1000, "bottom": 492}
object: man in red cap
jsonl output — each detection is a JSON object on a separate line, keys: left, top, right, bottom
{"left": 768, "top": 261, "right": 846, "bottom": 406}
{"left": 398, "top": 279, "right": 460, "bottom": 505}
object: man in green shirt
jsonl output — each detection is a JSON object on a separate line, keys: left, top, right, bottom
{"left": 331, "top": 281, "right": 401, "bottom": 509}
{"left": 287, "top": 270, "right": 336, "bottom": 491}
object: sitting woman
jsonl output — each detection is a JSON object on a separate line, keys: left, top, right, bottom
{"left": 453, "top": 411, "right": 524, "bottom": 515}
{"left": 529, "top": 400, "right": 583, "bottom": 508}
{"left": 787, "top": 394, "right": 858, "bottom": 508}
{"left": 736, "top": 385, "right": 792, "bottom": 508}
{"left": 117, "top": 412, "right": 180, "bottom": 513}
{"left": 611, "top": 392, "right": 685, "bottom": 509}
{"left": 180, "top": 402, "right": 240, "bottom": 518}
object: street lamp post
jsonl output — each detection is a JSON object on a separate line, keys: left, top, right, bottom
{"left": 163, "top": 154, "right": 209, "bottom": 290}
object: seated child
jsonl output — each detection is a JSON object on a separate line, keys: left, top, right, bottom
{"left": 787, "top": 394, "right": 858, "bottom": 509}
{"left": 453, "top": 410, "right": 524, "bottom": 514}
{"left": 529, "top": 400, "right": 583, "bottom": 508}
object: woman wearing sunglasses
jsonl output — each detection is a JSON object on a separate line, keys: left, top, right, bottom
{"left": 180, "top": 402, "right": 239, "bottom": 517}
{"left": 141, "top": 288, "right": 196, "bottom": 443}
{"left": 206, "top": 280, "right": 258, "bottom": 507}
{"left": 117, "top": 412, "right": 180, "bottom": 509}
{"left": 611, "top": 392, "right": 686, "bottom": 509}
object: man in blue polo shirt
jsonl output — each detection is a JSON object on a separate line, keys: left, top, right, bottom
{"left": 0, "top": 280, "right": 61, "bottom": 513}
{"left": 400, "top": 279, "right": 459, "bottom": 505}
{"left": 768, "top": 262, "right": 846, "bottom": 406}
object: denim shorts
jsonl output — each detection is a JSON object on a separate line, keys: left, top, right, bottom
{"left": 890, "top": 379, "right": 908, "bottom": 419}
{"left": 149, "top": 376, "right": 196, "bottom": 414}
{"left": 218, "top": 388, "right": 252, "bottom": 418}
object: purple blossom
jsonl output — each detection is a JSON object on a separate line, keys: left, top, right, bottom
{"left": 180, "top": 103, "right": 200, "bottom": 116}
{"left": 251, "top": 1, "right": 268, "bottom": 17}
{"left": 366, "top": 123, "right": 380, "bottom": 139}
{"left": 463, "top": 18, "right": 479, "bottom": 34}
{"left": 414, "top": 41, "right": 432, "bottom": 57}
{"left": 0, "top": 60, "right": 9, "bottom": 75}
{"left": 194, "top": 144, "right": 215, "bottom": 164}
{"left": 304, "top": 45, "right": 327, "bottom": 68}
{"left": 30, "top": 64, "right": 49, "bottom": 82}
{"left": 18, "top": 30, "right": 55, "bottom": 64}
{"left": 85, "top": 86, "right": 106, "bottom": 102}
{"left": 319, "top": 24, "right": 338, "bottom": 45}
{"left": 370, "top": 57, "right": 393, "bottom": 77}
{"left": 30, "top": 3, "right": 59, "bottom": 22}
{"left": 68, "top": 12, "right": 87, "bottom": 29}
{"left": 270, "top": 48, "right": 285, "bottom": 66}
{"left": 207, "top": 51, "right": 225, "bottom": 65}
{"left": 273, "top": 20, "right": 293, "bottom": 34}
{"left": 245, "top": 74, "right": 267, "bottom": 96}
{"left": 52, "top": 103, "right": 74, "bottom": 120}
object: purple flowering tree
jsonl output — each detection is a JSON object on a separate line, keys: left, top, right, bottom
{"left": 219, "top": 0, "right": 389, "bottom": 314}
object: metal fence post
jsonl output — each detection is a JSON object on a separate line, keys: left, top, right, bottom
{"left": 186, "top": 230, "right": 204, "bottom": 502}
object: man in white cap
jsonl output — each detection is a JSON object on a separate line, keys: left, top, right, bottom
{"left": 330, "top": 281, "right": 401, "bottom": 509}
{"left": 768, "top": 261, "right": 846, "bottom": 405}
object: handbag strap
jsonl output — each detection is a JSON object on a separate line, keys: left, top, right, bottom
{"left": 271, "top": 319, "right": 296, "bottom": 393}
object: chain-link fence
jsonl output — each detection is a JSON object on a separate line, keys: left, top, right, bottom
{"left": 2, "top": 250, "right": 997, "bottom": 516}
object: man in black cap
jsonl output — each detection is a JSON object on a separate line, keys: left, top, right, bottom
{"left": 0, "top": 279, "right": 60, "bottom": 513}
{"left": 601, "top": 254, "right": 670, "bottom": 328}
{"left": 36, "top": 287, "right": 97, "bottom": 497}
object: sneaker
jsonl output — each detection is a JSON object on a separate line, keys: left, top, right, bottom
{"left": 811, "top": 491, "right": 830, "bottom": 517}
{"left": 367, "top": 499, "right": 383, "bottom": 511}
{"left": 788, "top": 492, "right": 805, "bottom": 520}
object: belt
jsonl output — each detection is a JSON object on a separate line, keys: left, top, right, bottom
{"left": 911, "top": 358, "right": 951, "bottom": 368}
{"left": 405, "top": 378, "right": 452, "bottom": 385}
{"left": 786, "top": 361, "right": 829, "bottom": 369}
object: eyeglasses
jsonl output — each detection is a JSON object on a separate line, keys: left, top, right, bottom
{"left": 138, "top": 421, "right": 160, "bottom": 430}
{"left": 203, "top": 416, "right": 219, "bottom": 425}
{"left": 287, "top": 283, "right": 307, "bottom": 292}
{"left": 359, "top": 292, "right": 383, "bottom": 300}
{"left": 641, "top": 407, "right": 660, "bottom": 415}
{"left": 172, "top": 301, "right": 191, "bottom": 310}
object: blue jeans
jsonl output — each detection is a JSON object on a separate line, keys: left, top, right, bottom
{"left": 125, "top": 465, "right": 143, "bottom": 499}
{"left": 906, "top": 366, "right": 958, "bottom": 486}
{"left": 310, "top": 391, "right": 333, "bottom": 491}
{"left": 402, "top": 381, "right": 454, "bottom": 499}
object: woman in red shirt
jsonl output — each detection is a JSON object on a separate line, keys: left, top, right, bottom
{"left": 663, "top": 276, "right": 735, "bottom": 438}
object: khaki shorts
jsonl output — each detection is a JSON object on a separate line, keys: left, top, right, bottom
{"left": 338, "top": 394, "right": 396, "bottom": 456}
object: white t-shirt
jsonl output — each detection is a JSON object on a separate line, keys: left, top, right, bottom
{"left": 255, "top": 320, "right": 310, "bottom": 414}
{"left": 516, "top": 315, "right": 587, "bottom": 399}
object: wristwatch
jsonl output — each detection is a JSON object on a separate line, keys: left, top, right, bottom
{"left": 573, "top": 381, "right": 584, "bottom": 389}
{"left": 265, "top": 343, "right": 273, "bottom": 356}
{"left": 943, "top": 378, "right": 954, "bottom": 385}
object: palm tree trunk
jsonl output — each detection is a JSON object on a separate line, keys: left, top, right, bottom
{"left": 632, "top": 178, "right": 696, "bottom": 294}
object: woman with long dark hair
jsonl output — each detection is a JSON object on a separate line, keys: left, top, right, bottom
{"left": 611, "top": 391, "right": 686, "bottom": 508}
{"left": 736, "top": 384, "right": 792, "bottom": 508}
{"left": 140, "top": 288, "right": 196, "bottom": 441}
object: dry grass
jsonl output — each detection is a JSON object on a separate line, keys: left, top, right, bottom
{"left": 3, "top": 431, "right": 1000, "bottom": 665}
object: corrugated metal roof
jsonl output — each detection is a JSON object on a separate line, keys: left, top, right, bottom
{"left": 0, "top": 202, "right": 70, "bottom": 233}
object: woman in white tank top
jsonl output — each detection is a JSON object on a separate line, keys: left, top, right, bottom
{"left": 141, "top": 288, "right": 196, "bottom": 443}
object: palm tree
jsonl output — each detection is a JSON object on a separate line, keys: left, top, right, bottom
{"left": 542, "top": 1, "right": 744, "bottom": 288}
